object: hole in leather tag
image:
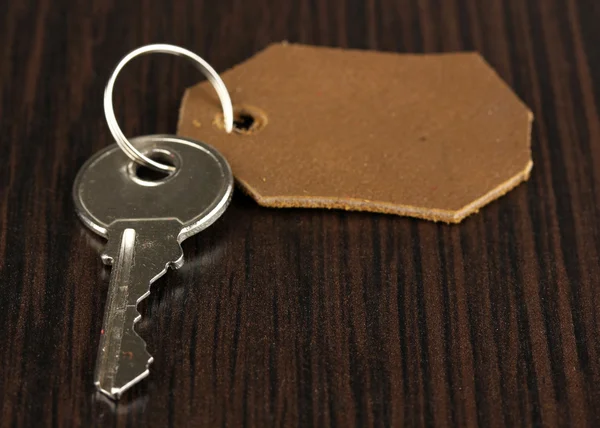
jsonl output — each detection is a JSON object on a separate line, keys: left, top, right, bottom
{"left": 178, "top": 43, "right": 533, "bottom": 223}
{"left": 213, "top": 105, "right": 268, "bottom": 135}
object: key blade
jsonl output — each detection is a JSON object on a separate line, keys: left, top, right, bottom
{"left": 94, "top": 228, "right": 153, "bottom": 399}
{"left": 95, "top": 223, "right": 183, "bottom": 399}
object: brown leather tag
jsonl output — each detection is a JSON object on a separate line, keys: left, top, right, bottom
{"left": 178, "top": 43, "right": 533, "bottom": 223}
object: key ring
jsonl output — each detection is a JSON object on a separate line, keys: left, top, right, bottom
{"left": 104, "top": 44, "right": 234, "bottom": 173}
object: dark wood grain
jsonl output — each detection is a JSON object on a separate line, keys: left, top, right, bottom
{"left": 1, "top": 0, "right": 600, "bottom": 426}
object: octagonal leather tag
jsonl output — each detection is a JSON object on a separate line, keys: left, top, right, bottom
{"left": 178, "top": 43, "right": 533, "bottom": 223}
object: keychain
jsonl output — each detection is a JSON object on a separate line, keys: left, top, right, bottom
{"left": 73, "top": 41, "right": 534, "bottom": 400}
{"left": 73, "top": 44, "right": 234, "bottom": 399}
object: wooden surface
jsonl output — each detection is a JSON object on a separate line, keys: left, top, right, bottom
{"left": 1, "top": 0, "right": 599, "bottom": 427}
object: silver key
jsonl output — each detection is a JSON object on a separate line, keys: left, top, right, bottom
{"left": 73, "top": 134, "right": 233, "bottom": 399}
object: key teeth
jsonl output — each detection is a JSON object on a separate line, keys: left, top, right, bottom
{"left": 106, "top": 306, "right": 154, "bottom": 399}
{"left": 170, "top": 251, "right": 185, "bottom": 269}
{"left": 130, "top": 305, "right": 153, "bottom": 367}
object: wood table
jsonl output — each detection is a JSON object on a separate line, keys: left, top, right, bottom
{"left": 1, "top": 0, "right": 599, "bottom": 426}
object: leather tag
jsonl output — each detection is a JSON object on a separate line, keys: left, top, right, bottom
{"left": 178, "top": 43, "right": 533, "bottom": 223}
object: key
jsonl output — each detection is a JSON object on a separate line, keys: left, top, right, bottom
{"left": 73, "top": 134, "right": 233, "bottom": 399}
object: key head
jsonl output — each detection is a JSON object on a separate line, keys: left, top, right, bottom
{"left": 73, "top": 135, "right": 233, "bottom": 240}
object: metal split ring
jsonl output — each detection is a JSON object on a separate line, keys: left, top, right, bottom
{"left": 104, "top": 44, "right": 233, "bottom": 173}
